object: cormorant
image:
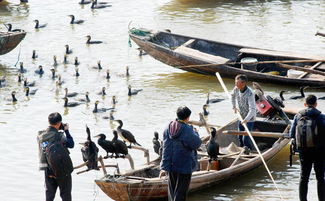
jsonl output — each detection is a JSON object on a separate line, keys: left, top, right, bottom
{"left": 137, "top": 48, "right": 147, "bottom": 56}
{"left": 114, "top": 119, "right": 141, "bottom": 147}
{"left": 126, "top": 66, "right": 130, "bottom": 77}
{"left": 102, "top": 110, "right": 115, "bottom": 120}
{"left": 75, "top": 68, "right": 80, "bottom": 77}
{"left": 203, "top": 104, "right": 209, "bottom": 116}
{"left": 65, "top": 44, "right": 73, "bottom": 54}
{"left": 24, "top": 79, "right": 36, "bottom": 87}
{"left": 74, "top": 57, "right": 80, "bottom": 66}
{"left": 289, "top": 86, "right": 307, "bottom": 100}
{"left": 50, "top": 68, "right": 57, "bottom": 79}
{"left": 18, "top": 73, "right": 22, "bottom": 83}
{"left": 94, "top": 0, "right": 110, "bottom": 4}
{"left": 25, "top": 87, "right": 37, "bottom": 96}
{"left": 206, "top": 92, "right": 224, "bottom": 104}
{"left": 92, "top": 60, "right": 102, "bottom": 70}
{"left": 93, "top": 100, "right": 113, "bottom": 113}
{"left": 56, "top": 75, "right": 64, "bottom": 86}
{"left": 81, "top": 125, "right": 99, "bottom": 170}
{"left": 6, "top": 23, "right": 23, "bottom": 32}
{"left": 10, "top": 91, "right": 17, "bottom": 102}
{"left": 86, "top": 35, "right": 103, "bottom": 44}
{"left": 78, "top": 92, "right": 91, "bottom": 103}
{"left": 94, "top": 133, "right": 115, "bottom": 158}
{"left": 53, "top": 55, "right": 58, "bottom": 67}
{"left": 112, "top": 95, "right": 117, "bottom": 105}
{"left": 79, "top": 0, "right": 91, "bottom": 4}
{"left": 68, "top": 15, "right": 85, "bottom": 24}
{"left": 128, "top": 85, "right": 142, "bottom": 96}
{"left": 90, "top": 1, "right": 111, "bottom": 9}
{"left": 97, "top": 87, "right": 106, "bottom": 96}
{"left": 63, "top": 97, "right": 81, "bottom": 107}
{"left": 35, "top": 65, "right": 44, "bottom": 75}
{"left": 106, "top": 69, "right": 110, "bottom": 80}
{"left": 19, "top": 62, "right": 26, "bottom": 73}
{"left": 64, "top": 88, "right": 78, "bottom": 98}
{"left": 206, "top": 127, "right": 219, "bottom": 161}
{"left": 279, "top": 90, "right": 286, "bottom": 101}
{"left": 0, "top": 79, "right": 5, "bottom": 88}
{"left": 32, "top": 50, "right": 38, "bottom": 59}
{"left": 152, "top": 131, "right": 162, "bottom": 156}
{"left": 34, "top": 20, "right": 47, "bottom": 29}
{"left": 63, "top": 54, "right": 69, "bottom": 64}
{"left": 112, "top": 130, "right": 128, "bottom": 157}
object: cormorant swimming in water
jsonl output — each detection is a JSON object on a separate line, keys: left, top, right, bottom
{"left": 50, "top": 68, "right": 57, "bottom": 79}
{"left": 34, "top": 20, "right": 47, "bottom": 29}
{"left": 81, "top": 125, "right": 99, "bottom": 170}
{"left": 90, "top": 1, "right": 112, "bottom": 9}
{"left": 152, "top": 131, "right": 162, "bottom": 156}
{"left": 10, "top": 91, "right": 18, "bottom": 102}
{"left": 75, "top": 68, "right": 80, "bottom": 77}
{"left": 64, "top": 88, "right": 78, "bottom": 98}
{"left": 128, "top": 85, "right": 143, "bottom": 96}
{"left": 102, "top": 110, "right": 115, "bottom": 120}
{"left": 63, "top": 54, "right": 69, "bottom": 64}
{"left": 18, "top": 73, "right": 22, "bottom": 83}
{"left": 53, "top": 55, "right": 58, "bottom": 67}
{"left": 32, "top": 50, "right": 38, "bottom": 59}
{"left": 92, "top": 60, "right": 102, "bottom": 70}
{"left": 97, "top": 87, "right": 106, "bottom": 96}
{"left": 35, "top": 65, "right": 44, "bottom": 75}
{"left": 78, "top": 92, "right": 91, "bottom": 103}
{"left": 206, "top": 92, "right": 224, "bottom": 104}
{"left": 65, "top": 45, "right": 73, "bottom": 55}
{"left": 19, "top": 62, "right": 26, "bottom": 73}
{"left": 279, "top": 90, "right": 286, "bottom": 101}
{"left": 86, "top": 35, "right": 103, "bottom": 44}
{"left": 106, "top": 69, "right": 110, "bottom": 80}
{"left": 114, "top": 119, "right": 141, "bottom": 147}
{"left": 112, "top": 95, "right": 117, "bottom": 105}
{"left": 74, "top": 57, "right": 80, "bottom": 66}
{"left": 63, "top": 97, "right": 81, "bottom": 107}
{"left": 6, "top": 23, "right": 23, "bottom": 32}
{"left": 24, "top": 79, "right": 36, "bottom": 87}
{"left": 112, "top": 130, "right": 128, "bottom": 157}
{"left": 93, "top": 100, "right": 113, "bottom": 113}
{"left": 68, "top": 15, "right": 85, "bottom": 24}
{"left": 25, "top": 87, "right": 37, "bottom": 96}
{"left": 56, "top": 75, "right": 64, "bottom": 86}
{"left": 126, "top": 66, "right": 130, "bottom": 77}
{"left": 289, "top": 86, "right": 307, "bottom": 100}
{"left": 79, "top": 0, "right": 91, "bottom": 4}
{"left": 206, "top": 127, "right": 219, "bottom": 161}
{"left": 94, "top": 133, "right": 115, "bottom": 158}
{"left": 203, "top": 104, "right": 209, "bottom": 116}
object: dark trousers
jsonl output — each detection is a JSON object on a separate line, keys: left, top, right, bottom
{"left": 168, "top": 172, "right": 192, "bottom": 201}
{"left": 238, "top": 121, "right": 254, "bottom": 150}
{"left": 299, "top": 149, "right": 325, "bottom": 201}
{"left": 45, "top": 170, "right": 72, "bottom": 201}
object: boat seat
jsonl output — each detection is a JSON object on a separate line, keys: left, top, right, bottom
{"left": 174, "top": 46, "right": 230, "bottom": 64}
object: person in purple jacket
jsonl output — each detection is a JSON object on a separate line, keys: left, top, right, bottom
{"left": 160, "top": 106, "right": 202, "bottom": 201}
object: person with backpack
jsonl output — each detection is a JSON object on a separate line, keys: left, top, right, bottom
{"left": 37, "top": 112, "right": 74, "bottom": 201}
{"left": 289, "top": 95, "right": 325, "bottom": 201}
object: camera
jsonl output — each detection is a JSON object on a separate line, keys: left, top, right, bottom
{"left": 59, "top": 123, "right": 66, "bottom": 130}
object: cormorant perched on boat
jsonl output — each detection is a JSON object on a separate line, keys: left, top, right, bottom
{"left": 114, "top": 119, "right": 141, "bottom": 147}
{"left": 206, "top": 127, "right": 219, "bottom": 161}
{"left": 90, "top": 1, "right": 111, "bottom": 9}
{"left": 279, "top": 90, "right": 286, "bottom": 101}
{"left": 128, "top": 85, "right": 142, "bottom": 96}
{"left": 78, "top": 92, "right": 91, "bottom": 103}
{"left": 94, "top": 133, "right": 115, "bottom": 158}
{"left": 63, "top": 54, "right": 69, "bottom": 64}
{"left": 106, "top": 69, "right": 110, "bottom": 80}
{"left": 24, "top": 79, "right": 36, "bottom": 87}
{"left": 126, "top": 66, "right": 130, "bottom": 77}
{"left": 206, "top": 92, "right": 224, "bottom": 104}
{"left": 63, "top": 97, "right": 81, "bottom": 107}
{"left": 252, "top": 82, "right": 264, "bottom": 100}
{"left": 65, "top": 44, "right": 73, "bottom": 55}
{"left": 68, "top": 15, "right": 85, "bottom": 24}
{"left": 112, "top": 130, "right": 128, "bottom": 157}
{"left": 203, "top": 104, "right": 209, "bottom": 116}
{"left": 86, "top": 35, "right": 103, "bottom": 44}
{"left": 93, "top": 100, "right": 113, "bottom": 113}
{"left": 32, "top": 50, "right": 38, "bottom": 59}
{"left": 97, "top": 87, "right": 106, "bottom": 96}
{"left": 10, "top": 91, "right": 18, "bottom": 102}
{"left": 35, "top": 65, "right": 44, "bottom": 75}
{"left": 34, "top": 20, "right": 47, "bottom": 29}
{"left": 50, "top": 68, "right": 57, "bottom": 79}
{"left": 152, "top": 131, "right": 162, "bottom": 156}
{"left": 19, "top": 62, "right": 26, "bottom": 73}
{"left": 52, "top": 55, "right": 58, "bottom": 67}
{"left": 64, "top": 88, "right": 78, "bottom": 98}
{"left": 92, "top": 60, "right": 102, "bottom": 70}
{"left": 289, "top": 86, "right": 307, "bottom": 100}
{"left": 6, "top": 23, "right": 23, "bottom": 32}
{"left": 102, "top": 110, "right": 115, "bottom": 120}
{"left": 79, "top": 0, "right": 91, "bottom": 4}
{"left": 75, "top": 68, "right": 80, "bottom": 77}
{"left": 81, "top": 125, "right": 99, "bottom": 170}
{"left": 18, "top": 73, "right": 22, "bottom": 83}
{"left": 74, "top": 57, "right": 80, "bottom": 66}
{"left": 24, "top": 87, "right": 37, "bottom": 96}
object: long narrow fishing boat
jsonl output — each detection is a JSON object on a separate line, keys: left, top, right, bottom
{"left": 95, "top": 118, "right": 290, "bottom": 201}
{"left": 0, "top": 31, "right": 26, "bottom": 55}
{"left": 129, "top": 28, "right": 325, "bottom": 86}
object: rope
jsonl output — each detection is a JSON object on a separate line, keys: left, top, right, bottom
{"left": 129, "top": 28, "right": 151, "bottom": 37}
{"left": 215, "top": 72, "right": 284, "bottom": 200}
{"left": 14, "top": 43, "right": 22, "bottom": 67}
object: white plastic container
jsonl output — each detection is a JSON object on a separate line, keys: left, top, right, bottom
{"left": 240, "top": 57, "right": 258, "bottom": 71}
{"left": 287, "top": 69, "right": 304, "bottom": 78}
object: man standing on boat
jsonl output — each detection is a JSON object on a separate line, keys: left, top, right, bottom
{"left": 231, "top": 74, "right": 256, "bottom": 150}
{"left": 160, "top": 106, "right": 202, "bottom": 201}
{"left": 289, "top": 95, "right": 325, "bottom": 201}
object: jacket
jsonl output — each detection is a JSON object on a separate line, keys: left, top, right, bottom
{"left": 160, "top": 120, "right": 202, "bottom": 174}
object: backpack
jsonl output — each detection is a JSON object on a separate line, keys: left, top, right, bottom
{"left": 295, "top": 112, "right": 319, "bottom": 150}
{"left": 44, "top": 133, "right": 74, "bottom": 178}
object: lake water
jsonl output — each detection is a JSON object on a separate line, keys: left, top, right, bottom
{"left": 1, "top": 0, "right": 325, "bottom": 200}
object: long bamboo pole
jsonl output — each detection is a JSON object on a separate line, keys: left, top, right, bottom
{"left": 316, "top": 31, "right": 325, "bottom": 37}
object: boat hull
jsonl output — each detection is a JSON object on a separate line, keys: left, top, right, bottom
{"left": 0, "top": 32, "right": 26, "bottom": 55}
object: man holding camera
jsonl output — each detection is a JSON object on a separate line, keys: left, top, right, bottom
{"left": 37, "top": 112, "right": 74, "bottom": 201}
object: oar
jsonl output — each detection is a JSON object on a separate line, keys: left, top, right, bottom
{"left": 223, "top": 130, "right": 290, "bottom": 138}
{"left": 316, "top": 31, "right": 325, "bottom": 37}
{"left": 215, "top": 72, "right": 284, "bottom": 200}
{"left": 278, "top": 63, "right": 325, "bottom": 77}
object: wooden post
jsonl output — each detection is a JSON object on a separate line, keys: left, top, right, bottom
{"left": 125, "top": 154, "right": 135, "bottom": 170}
{"left": 98, "top": 156, "right": 107, "bottom": 176}
{"left": 129, "top": 145, "right": 150, "bottom": 164}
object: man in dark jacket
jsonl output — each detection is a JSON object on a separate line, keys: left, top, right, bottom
{"left": 160, "top": 106, "right": 202, "bottom": 201}
{"left": 38, "top": 112, "right": 74, "bottom": 201}
{"left": 289, "top": 95, "right": 325, "bottom": 201}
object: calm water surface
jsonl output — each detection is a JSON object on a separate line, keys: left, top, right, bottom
{"left": 1, "top": 0, "right": 325, "bottom": 200}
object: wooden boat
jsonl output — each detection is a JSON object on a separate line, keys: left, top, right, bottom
{"left": 95, "top": 118, "right": 291, "bottom": 201}
{"left": 0, "top": 31, "right": 26, "bottom": 55}
{"left": 129, "top": 28, "right": 325, "bottom": 86}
